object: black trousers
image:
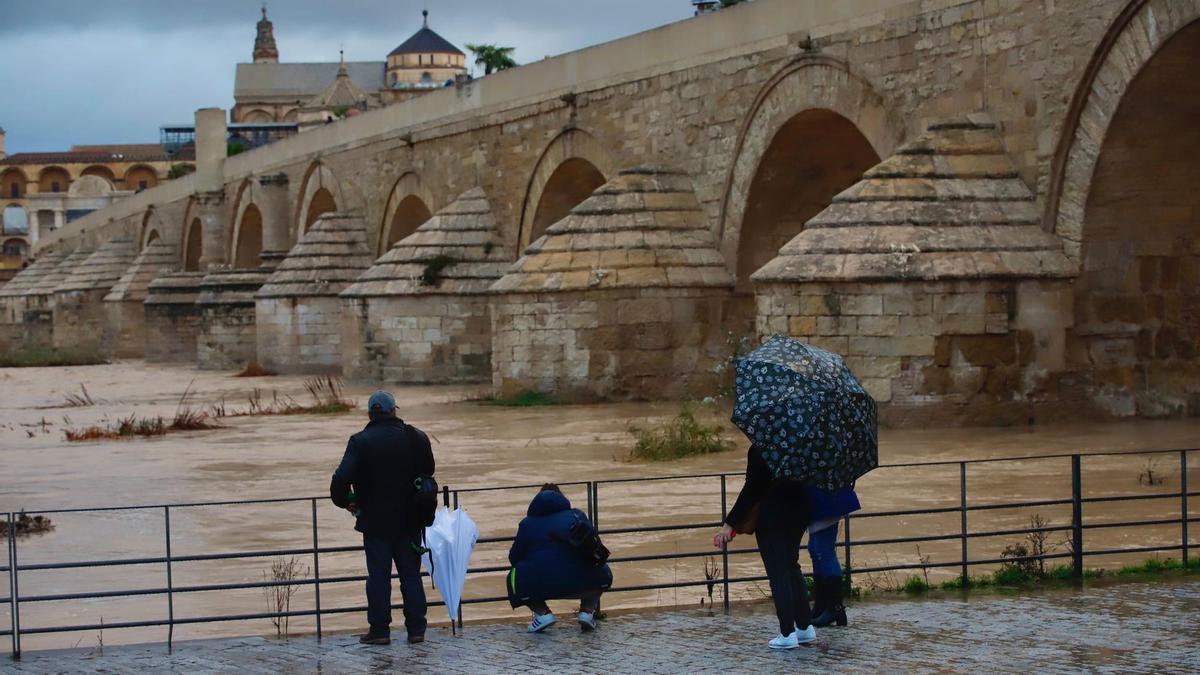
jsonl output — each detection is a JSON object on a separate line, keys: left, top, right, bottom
{"left": 363, "top": 531, "right": 427, "bottom": 637}
{"left": 756, "top": 527, "right": 812, "bottom": 636}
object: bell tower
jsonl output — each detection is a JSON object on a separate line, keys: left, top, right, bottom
{"left": 253, "top": 4, "right": 279, "bottom": 64}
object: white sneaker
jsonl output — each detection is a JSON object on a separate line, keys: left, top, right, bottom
{"left": 795, "top": 625, "right": 816, "bottom": 644}
{"left": 768, "top": 632, "right": 799, "bottom": 650}
{"left": 527, "top": 612, "right": 556, "bottom": 633}
{"left": 578, "top": 611, "right": 597, "bottom": 631}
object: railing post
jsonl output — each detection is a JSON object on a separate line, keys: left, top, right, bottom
{"left": 586, "top": 481, "right": 595, "bottom": 524}
{"left": 164, "top": 506, "right": 174, "bottom": 650}
{"left": 594, "top": 482, "right": 601, "bottom": 617}
{"left": 842, "top": 515, "right": 852, "bottom": 593}
{"left": 959, "top": 462, "right": 968, "bottom": 586}
{"left": 1181, "top": 450, "right": 1189, "bottom": 567}
{"left": 311, "top": 498, "right": 322, "bottom": 640}
{"left": 7, "top": 513, "right": 18, "bottom": 660}
{"left": 442, "top": 485, "right": 450, "bottom": 509}
{"left": 1071, "top": 454, "right": 1084, "bottom": 579}
{"left": 720, "top": 475, "right": 729, "bottom": 613}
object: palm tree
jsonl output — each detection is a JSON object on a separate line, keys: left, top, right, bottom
{"left": 465, "top": 43, "right": 518, "bottom": 75}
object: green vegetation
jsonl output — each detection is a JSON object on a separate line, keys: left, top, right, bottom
{"left": 227, "top": 141, "right": 247, "bottom": 157}
{"left": 626, "top": 404, "right": 733, "bottom": 461}
{"left": 465, "top": 43, "right": 517, "bottom": 75}
{"left": 0, "top": 347, "right": 107, "bottom": 368}
{"left": 166, "top": 164, "right": 195, "bottom": 180}
{"left": 484, "top": 390, "right": 560, "bottom": 407}
{"left": 903, "top": 575, "right": 932, "bottom": 593}
{"left": 901, "top": 557, "right": 1199, "bottom": 597}
{"left": 420, "top": 255, "right": 458, "bottom": 286}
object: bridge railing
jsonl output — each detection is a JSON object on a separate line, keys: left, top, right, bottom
{"left": 2, "top": 447, "right": 1195, "bottom": 658}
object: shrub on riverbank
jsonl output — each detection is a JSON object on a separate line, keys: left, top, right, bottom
{"left": 0, "top": 347, "right": 107, "bottom": 368}
{"left": 2, "top": 512, "right": 55, "bottom": 538}
{"left": 626, "top": 404, "right": 733, "bottom": 461}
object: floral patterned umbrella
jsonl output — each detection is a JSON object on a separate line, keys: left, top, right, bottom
{"left": 731, "top": 335, "right": 878, "bottom": 490}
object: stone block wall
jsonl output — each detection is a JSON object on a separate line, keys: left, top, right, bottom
{"left": 198, "top": 304, "right": 258, "bottom": 371}
{"left": 491, "top": 288, "right": 733, "bottom": 402}
{"left": 342, "top": 295, "right": 493, "bottom": 384}
{"left": 756, "top": 280, "right": 1076, "bottom": 426}
{"left": 103, "top": 301, "right": 147, "bottom": 359}
{"left": 255, "top": 297, "right": 344, "bottom": 375}
{"left": 52, "top": 290, "right": 109, "bottom": 354}
{"left": 144, "top": 273, "right": 205, "bottom": 363}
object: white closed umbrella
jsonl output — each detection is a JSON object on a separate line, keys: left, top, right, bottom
{"left": 420, "top": 507, "right": 479, "bottom": 628}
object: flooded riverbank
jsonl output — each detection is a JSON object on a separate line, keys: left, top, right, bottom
{"left": 1, "top": 361, "right": 1196, "bottom": 651}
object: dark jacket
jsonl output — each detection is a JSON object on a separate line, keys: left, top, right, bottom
{"left": 725, "top": 445, "right": 811, "bottom": 536}
{"left": 506, "top": 490, "right": 613, "bottom": 607}
{"left": 330, "top": 416, "right": 434, "bottom": 535}
{"left": 807, "top": 485, "right": 861, "bottom": 523}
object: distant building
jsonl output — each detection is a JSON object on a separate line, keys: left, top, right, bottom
{"left": 0, "top": 128, "right": 191, "bottom": 277}
{"left": 693, "top": 0, "right": 721, "bottom": 15}
{"left": 232, "top": 8, "right": 468, "bottom": 129}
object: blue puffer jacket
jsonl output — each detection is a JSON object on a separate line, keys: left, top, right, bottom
{"left": 506, "top": 491, "right": 613, "bottom": 608}
{"left": 807, "top": 485, "right": 861, "bottom": 523}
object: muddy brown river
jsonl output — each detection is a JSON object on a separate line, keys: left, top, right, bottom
{"left": 1, "top": 362, "right": 1196, "bottom": 651}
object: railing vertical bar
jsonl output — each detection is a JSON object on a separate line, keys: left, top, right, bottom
{"left": 842, "top": 515, "right": 852, "bottom": 592}
{"left": 1181, "top": 450, "right": 1189, "bottom": 567}
{"left": 594, "top": 482, "right": 601, "bottom": 617}
{"left": 454, "top": 490, "right": 463, "bottom": 632}
{"left": 7, "top": 512, "right": 18, "bottom": 659}
{"left": 959, "top": 462, "right": 968, "bottom": 585}
{"left": 1071, "top": 454, "right": 1084, "bottom": 578}
{"left": 720, "top": 475, "right": 729, "bottom": 613}
{"left": 311, "top": 498, "right": 322, "bottom": 640}
{"left": 442, "top": 485, "right": 450, "bottom": 509}
{"left": 586, "top": 481, "right": 595, "bottom": 525}
{"left": 164, "top": 506, "right": 174, "bottom": 650}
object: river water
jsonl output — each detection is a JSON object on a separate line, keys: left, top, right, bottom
{"left": 1, "top": 362, "right": 1196, "bottom": 651}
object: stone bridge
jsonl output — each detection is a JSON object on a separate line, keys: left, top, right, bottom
{"left": 5, "top": 0, "right": 1199, "bottom": 424}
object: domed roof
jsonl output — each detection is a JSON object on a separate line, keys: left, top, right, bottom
{"left": 343, "top": 187, "right": 510, "bottom": 297}
{"left": 388, "top": 11, "right": 463, "bottom": 56}
{"left": 753, "top": 115, "right": 1074, "bottom": 283}
{"left": 55, "top": 235, "right": 138, "bottom": 293}
{"left": 491, "top": 167, "right": 733, "bottom": 293}
{"left": 103, "top": 240, "right": 178, "bottom": 303}
{"left": 257, "top": 211, "right": 373, "bottom": 298}
{"left": 0, "top": 249, "right": 69, "bottom": 298}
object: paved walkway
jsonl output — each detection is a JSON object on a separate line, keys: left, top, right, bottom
{"left": 8, "top": 579, "right": 1199, "bottom": 674}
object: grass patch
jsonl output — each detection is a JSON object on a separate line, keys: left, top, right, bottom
{"left": 65, "top": 414, "right": 167, "bottom": 441}
{"left": 214, "top": 377, "right": 357, "bottom": 417}
{"left": 420, "top": 255, "right": 458, "bottom": 286}
{"left": 483, "top": 390, "right": 560, "bottom": 407}
{"left": 234, "top": 361, "right": 276, "bottom": 378}
{"left": 2, "top": 512, "right": 55, "bottom": 539}
{"left": 0, "top": 347, "right": 107, "bottom": 368}
{"left": 902, "top": 575, "right": 931, "bottom": 593}
{"left": 625, "top": 404, "right": 733, "bottom": 461}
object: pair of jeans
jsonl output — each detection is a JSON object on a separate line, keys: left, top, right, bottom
{"left": 363, "top": 531, "right": 427, "bottom": 637}
{"left": 756, "top": 527, "right": 812, "bottom": 636}
{"left": 807, "top": 524, "right": 842, "bottom": 578}
{"left": 527, "top": 590, "right": 602, "bottom": 616}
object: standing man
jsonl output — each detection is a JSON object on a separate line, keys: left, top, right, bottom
{"left": 331, "top": 391, "right": 435, "bottom": 645}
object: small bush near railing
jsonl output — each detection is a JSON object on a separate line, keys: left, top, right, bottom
{"left": 0, "top": 346, "right": 107, "bottom": 367}
{"left": 2, "top": 512, "right": 55, "bottom": 538}
{"left": 625, "top": 404, "right": 733, "bottom": 461}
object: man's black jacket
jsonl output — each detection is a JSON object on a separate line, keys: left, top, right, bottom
{"left": 330, "top": 416, "right": 435, "bottom": 535}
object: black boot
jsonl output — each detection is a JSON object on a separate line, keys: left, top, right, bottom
{"left": 811, "top": 577, "right": 847, "bottom": 628}
{"left": 809, "top": 576, "right": 827, "bottom": 620}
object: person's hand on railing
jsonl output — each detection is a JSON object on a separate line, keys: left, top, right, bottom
{"left": 712, "top": 523, "right": 735, "bottom": 548}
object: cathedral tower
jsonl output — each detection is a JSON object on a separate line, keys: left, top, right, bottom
{"left": 253, "top": 5, "right": 279, "bottom": 64}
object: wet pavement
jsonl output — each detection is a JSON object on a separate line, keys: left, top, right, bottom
{"left": 7, "top": 578, "right": 1198, "bottom": 673}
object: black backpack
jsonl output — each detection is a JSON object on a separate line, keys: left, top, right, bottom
{"left": 563, "top": 509, "right": 610, "bottom": 565}
{"left": 412, "top": 474, "right": 438, "bottom": 528}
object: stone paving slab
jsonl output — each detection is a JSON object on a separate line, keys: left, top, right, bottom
{"left": 7, "top": 579, "right": 1198, "bottom": 674}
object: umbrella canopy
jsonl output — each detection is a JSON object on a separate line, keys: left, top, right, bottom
{"left": 731, "top": 335, "right": 878, "bottom": 490}
{"left": 421, "top": 507, "right": 479, "bottom": 623}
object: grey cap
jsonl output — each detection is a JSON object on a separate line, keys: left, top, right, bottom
{"left": 368, "top": 391, "right": 396, "bottom": 415}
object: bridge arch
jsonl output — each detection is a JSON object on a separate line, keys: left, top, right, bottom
{"left": 518, "top": 128, "right": 617, "bottom": 251}
{"left": 718, "top": 56, "right": 899, "bottom": 284}
{"left": 378, "top": 172, "right": 435, "bottom": 255}
{"left": 1049, "top": 3, "right": 1200, "bottom": 416}
{"left": 294, "top": 162, "right": 345, "bottom": 239}
{"left": 139, "top": 207, "right": 166, "bottom": 250}
{"left": 181, "top": 198, "right": 203, "bottom": 272}
{"left": 229, "top": 179, "right": 266, "bottom": 268}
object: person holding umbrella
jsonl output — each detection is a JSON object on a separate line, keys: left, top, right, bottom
{"left": 713, "top": 336, "right": 878, "bottom": 650}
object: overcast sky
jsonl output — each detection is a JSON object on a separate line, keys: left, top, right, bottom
{"left": 0, "top": 1, "right": 693, "bottom": 154}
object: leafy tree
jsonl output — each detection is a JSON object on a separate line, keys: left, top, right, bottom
{"left": 465, "top": 43, "right": 517, "bottom": 75}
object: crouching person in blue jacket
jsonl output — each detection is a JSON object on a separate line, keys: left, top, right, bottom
{"left": 806, "top": 485, "right": 860, "bottom": 627}
{"left": 506, "top": 484, "right": 613, "bottom": 633}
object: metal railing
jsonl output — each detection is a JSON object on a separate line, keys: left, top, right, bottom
{"left": 2, "top": 447, "right": 1196, "bottom": 659}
